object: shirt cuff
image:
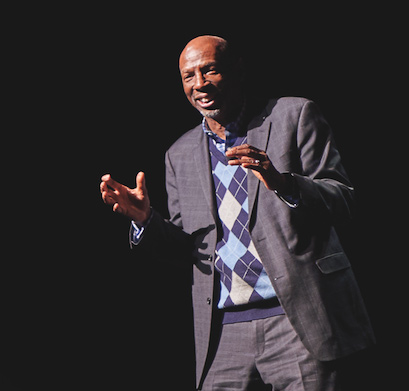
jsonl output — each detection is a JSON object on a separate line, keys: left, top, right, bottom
{"left": 274, "top": 173, "right": 300, "bottom": 208}
{"left": 129, "top": 208, "right": 153, "bottom": 246}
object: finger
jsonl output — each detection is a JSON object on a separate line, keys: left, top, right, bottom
{"left": 136, "top": 171, "right": 145, "bottom": 189}
{"left": 228, "top": 157, "right": 261, "bottom": 167}
{"left": 103, "top": 188, "right": 119, "bottom": 201}
{"left": 101, "top": 179, "right": 119, "bottom": 203}
{"left": 100, "top": 180, "right": 118, "bottom": 197}
{"left": 113, "top": 203, "right": 122, "bottom": 213}
{"left": 227, "top": 144, "right": 260, "bottom": 153}
{"left": 241, "top": 161, "right": 261, "bottom": 169}
{"left": 102, "top": 191, "right": 116, "bottom": 205}
{"left": 226, "top": 146, "right": 260, "bottom": 159}
{"left": 101, "top": 181, "right": 118, "bottom": 200}
{"left": 136, "top": 171, "right": 148, "bottom": 196}
{"left": 228, "top": 143, "right": 256, "bottom": 151}
{"left": 101, "top": 174, "right": 123, "bottom": 191}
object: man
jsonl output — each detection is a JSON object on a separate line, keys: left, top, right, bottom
{"left": 100, "top": 35, "right": 375, "bottom": 390}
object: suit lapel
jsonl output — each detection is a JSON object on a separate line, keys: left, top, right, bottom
{"left": 193, "top": 129, "right": 218, "bottom": 222}
{"left": 247, "top": 115, "right": 271, "bottom": 221}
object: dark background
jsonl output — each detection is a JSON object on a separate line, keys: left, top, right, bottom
{"left": 2, "top": 3, "right": 404, "bottom": 390}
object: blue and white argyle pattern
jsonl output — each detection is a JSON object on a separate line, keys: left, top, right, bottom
{"left": 209, "top": 138, "right": 277, "bottom": 309}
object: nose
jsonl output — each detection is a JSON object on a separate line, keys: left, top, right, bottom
{"left": 194, "top": 71, "right": 209, "bottom": 91}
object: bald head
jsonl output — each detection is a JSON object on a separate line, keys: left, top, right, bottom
{"left": 183, "top": 35, "right": 227, "bottom": 48}
{"left": 179, "top": 35, "right": 235, "bottom": 73}
{"left": 179, "top": 35, "right": 244, "bottom": 124}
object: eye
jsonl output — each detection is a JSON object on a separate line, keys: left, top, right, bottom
{"left": 183, "top": 73, "right": 194, "bottom": 82}
{"left": 205, "top": 67, "right": 219, "bottom": 76}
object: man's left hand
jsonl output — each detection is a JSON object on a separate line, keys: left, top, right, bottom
{"left": 226, "top": 144, "right": 290, "bottom": 193}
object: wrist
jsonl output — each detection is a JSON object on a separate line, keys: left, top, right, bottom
{"left": 141, "top": 207, "right": 153, "bottom": 225}
{"left": 273, "top": 173, "right": 300, "bottom": 208}
{"left": 132, "top": 206, "right": 152, "bottom": 226}
{"left": 273, "top": 172, "right": 293, "bottom": 194}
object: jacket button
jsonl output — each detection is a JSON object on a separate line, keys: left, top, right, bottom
{"left": 206, "top": 298, "right": 211, "bottom": 305}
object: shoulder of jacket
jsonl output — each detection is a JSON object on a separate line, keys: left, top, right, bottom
{"left": 260, "top": 97, "right": 315, "bottom": 123}
{"left": 274, "top": 96, "right": 312, "bottom": 110}
{"left": 166, "top": 123, "right": 202, "bottom": 155}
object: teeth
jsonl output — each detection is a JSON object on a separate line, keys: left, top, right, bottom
{"left": 201, "top": 98, "right": 210, "bottom": 102}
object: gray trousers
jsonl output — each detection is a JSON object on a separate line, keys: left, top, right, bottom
{"left": 200, "top": 315, "right": 341, "bottom": 391}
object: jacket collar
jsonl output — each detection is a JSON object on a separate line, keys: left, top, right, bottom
{"left": 247, "top": 109, "right": 271, "bottom": 220}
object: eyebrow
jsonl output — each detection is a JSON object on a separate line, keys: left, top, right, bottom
{"left": 182, "top": 61, "right": 218, "bottom": 74}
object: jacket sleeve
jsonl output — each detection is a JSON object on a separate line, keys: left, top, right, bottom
{"left": 128, "top": 150, "right": 195, "bottom": 267}
{"left": 292, "top": 100, "right": 355, "bottom": 225}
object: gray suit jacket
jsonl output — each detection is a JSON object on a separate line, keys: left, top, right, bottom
{"left": 136, "top": 97, "right": 375, "bottom": 387}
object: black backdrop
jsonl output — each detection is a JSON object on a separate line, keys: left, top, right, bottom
{"left": 1, "top": 3, "right": 403, "bottom": 390}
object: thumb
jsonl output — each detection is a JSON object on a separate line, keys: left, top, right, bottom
{"left": 136, "top": 171, "right": 148, "bottom": 194}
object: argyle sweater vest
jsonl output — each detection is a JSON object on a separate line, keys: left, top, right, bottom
{"left": 208, "top": 137, "right": 277, "bottom": 310}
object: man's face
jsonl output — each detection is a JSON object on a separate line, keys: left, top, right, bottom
{"left": 179, "top": 39, "right": 240, "bottom": 121}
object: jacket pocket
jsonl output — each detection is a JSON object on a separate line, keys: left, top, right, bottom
{"left": 315, "top": 252, "right": 351, "bottom": 274}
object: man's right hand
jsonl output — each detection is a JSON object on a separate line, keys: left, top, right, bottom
{"left": 100, "top": 172, "right": 151, "bottom": 224}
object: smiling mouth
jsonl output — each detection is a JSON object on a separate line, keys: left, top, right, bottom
{"left": 196, "top": 97, "right": 216, "bottom": 109}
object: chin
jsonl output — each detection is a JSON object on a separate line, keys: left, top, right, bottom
{"left": 201, "top": 108, "right": 222, "bottom": 119}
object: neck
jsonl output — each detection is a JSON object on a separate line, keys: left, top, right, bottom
{"left": 206, "top": 117, "right": 227, "bottom": 139}
{"left": 205, "top": 97, "right": 245, "bottom": 139}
